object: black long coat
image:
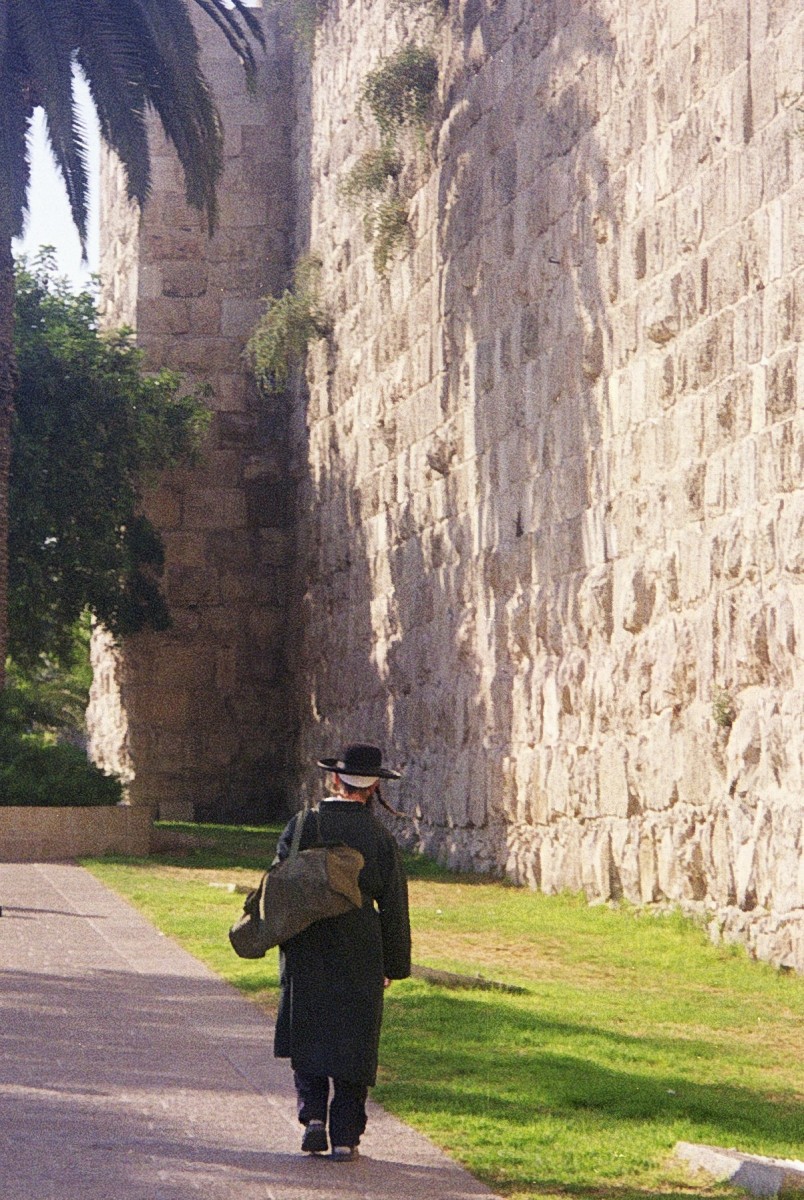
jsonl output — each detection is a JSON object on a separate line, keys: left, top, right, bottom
{"left": 273, "top": 800, "right": 411, "bottom": 1085}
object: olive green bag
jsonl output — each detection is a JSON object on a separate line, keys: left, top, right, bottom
{"left": 228, "top": 805, "right": 364, "bottom": 958}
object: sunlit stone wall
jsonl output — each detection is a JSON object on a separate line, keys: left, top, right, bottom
{"left": 290, "top": 0, "right": 804, "bottom": 969}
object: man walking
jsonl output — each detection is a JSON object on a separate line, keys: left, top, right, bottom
{"left": 273, "top": 744, "right": 411, "bottom": 1161}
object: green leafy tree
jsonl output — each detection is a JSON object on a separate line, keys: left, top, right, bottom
{"left": 0, "top": 626, "right": 123, "bottom": 804}
{"left": 6, "top": 616, "right": 92, "bottom": 739}
{"left": 10, "top": 258, "right": 210, "bottom": 669}
{"left": 0, "top": 0, "right": 264, "bottom": 684}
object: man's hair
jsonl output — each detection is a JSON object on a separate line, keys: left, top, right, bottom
{"left": 330, "top": 772, "right": 374, "bottom": 800}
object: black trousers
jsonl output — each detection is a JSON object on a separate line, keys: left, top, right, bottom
{"left": 293, "top": 1069, "right": 369, "bottom": 1147}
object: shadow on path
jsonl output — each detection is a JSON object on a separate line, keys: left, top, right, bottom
{"left": 0, "top": 862, "right": 501, "bottom": 1200}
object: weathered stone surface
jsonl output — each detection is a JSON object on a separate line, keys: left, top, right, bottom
{"left": 285, "top": 0, "right": 804, "bottom": 973}
{"left": 89, "top": 6, "right": 296, "bottom": 821}
{"left": 92, "top": 0, "right": 804, "bottom": 970}
{"left": 674, "top": 1142, "right": 804, "bottom": 1197}
{"left": 0, "top": 807, "right": 151, "bottom": 860}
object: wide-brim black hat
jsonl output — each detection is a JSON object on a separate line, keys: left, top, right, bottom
{"left": 316, "top": 742, "right": 402, "bottom": 784}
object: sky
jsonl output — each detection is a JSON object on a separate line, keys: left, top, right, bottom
{"left": 12, "top": 71, "right": 101, "bottom": 290}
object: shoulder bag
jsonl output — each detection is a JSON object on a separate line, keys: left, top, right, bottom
{"left": 228, "top": 804, "right": 365, "bottom": 958}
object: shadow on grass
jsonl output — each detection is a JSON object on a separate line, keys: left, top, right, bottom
{"left": 400, "top": 850, "right": 510, "bottom": 885}
{"left": 92, "top": 820, "right": 284, "bottom": 871}
{"left": 380, "top": 990, "right": 804, "bottom": 1156}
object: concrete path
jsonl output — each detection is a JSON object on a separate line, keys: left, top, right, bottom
{"left": 0, "top": 862, "right": 501, "bottom": 1200}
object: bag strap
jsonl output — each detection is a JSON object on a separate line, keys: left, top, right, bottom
{"left": 288, "top": 800, "right": 309, "bottom": 863}
{"left": 259, "top": 806, "right": 309, "bottom": 925}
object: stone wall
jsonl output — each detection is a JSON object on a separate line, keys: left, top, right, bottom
{"left": 89, "top": 4, "right": 297, "bottom": 819}
{"left": 288, "top": 0, "right": 804, "bottom": 969}
{"left": 0, "top": 805, "right": 151, "bottom": 861}
{"left": 92, "top": 0, "right": 804, "bottom": 968}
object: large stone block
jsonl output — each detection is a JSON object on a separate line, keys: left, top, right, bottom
{"left": 0, "top": 807, "right": 151, "bottom": 861}
{"left": 597, "top": 741, "right": 631, "bottom": 818}
{"left": 183, "top": 488, "right": 248, "bottom": 530}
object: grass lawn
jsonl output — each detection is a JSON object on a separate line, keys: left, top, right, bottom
{"left": 85, "top": 822, "right": 804, "bottom": 1200}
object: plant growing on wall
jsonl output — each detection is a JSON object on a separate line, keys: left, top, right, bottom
{"left": 274, "top": 0, "right": 446, "bottom": 53}
{"left": 389, "top": 0, "right": 449, "bottom": 16}
{"left": 712, "top": 687, "right": 737, "bottom": 731}
{"left": 365, "top": 196, "right": 411, "bottom": 276}
{"left": 341, "top": 44, "right": 439, "bottom": 275}
{"left": 246, "top": 256, "right": 331, "bottom": 394}
{"left": 270, "top": 0, "right": 330, "bottom": 51}
{"left": 340, "top": 141, "right": 403, "bottom": 205}
{"left": 360, "top": 44, "right": 439, "bottom": 139}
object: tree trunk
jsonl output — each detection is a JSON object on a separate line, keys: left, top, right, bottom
{"left": 0, "top": 0, "right": 14, "bottom": 687}
{"left": 0, "top": 232, "right": 14, "bottom": 688}
{"left": 0, "top": 1, "right": 10, "bottom": 687}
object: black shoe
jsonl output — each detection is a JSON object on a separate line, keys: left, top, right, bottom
{"left": 331, "top": 1145, "right": 359, "bottom": 1162}
{"left": 301, "top": 1121, "right": 328, "bottom": 1154}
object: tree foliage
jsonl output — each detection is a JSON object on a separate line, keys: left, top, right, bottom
{"left": 0, "top": 0, "right": 263, "bottom": 686}
{"left": 6, "top": 616, "right": 92, "bottom": 735}
{"left": 0, "top": 675, "right": 122, "bottom": 805}
{"left": 10, "top": 257, "right": 210, "bottom": 668}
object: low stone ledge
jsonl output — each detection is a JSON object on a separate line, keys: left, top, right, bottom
{"left": 0, "top": 806, "right": 151, "bottom": 861}
{"left": 675, "top": 1142, "right": 804, "bottom": 1197}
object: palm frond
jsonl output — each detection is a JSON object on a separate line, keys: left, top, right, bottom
{"left": 3, "top": 0, "right": 264, "bottom": 244}
{"left": 190, "top": 0, "right": 265, "bottom": 81}
{"left": 73, "top": 0, "right": 152, "bottom": 205}
{"left": 10, "top": 0, "right": 90, "bottom": 247}
{"left": 129, "top": 0, "right": 225, "bottom": 230}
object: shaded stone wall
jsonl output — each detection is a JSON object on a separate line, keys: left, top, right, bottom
{"left": 290, "top": 0, "right": 804, "bottom": 968}
{"left": 89, "top": 5, "right": 296, "bottom": 819}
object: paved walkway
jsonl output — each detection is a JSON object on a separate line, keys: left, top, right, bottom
{"left": 0, "top": 862, "right": 501, "bottom": 1200}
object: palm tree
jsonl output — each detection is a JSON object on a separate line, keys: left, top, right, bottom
{"left": 0, "top": 0, "right": 264, "bottom": 685}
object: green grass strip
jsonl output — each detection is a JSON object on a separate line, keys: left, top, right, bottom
{"left": 85, "top": 822, "right": 804, "bottom": 1200}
